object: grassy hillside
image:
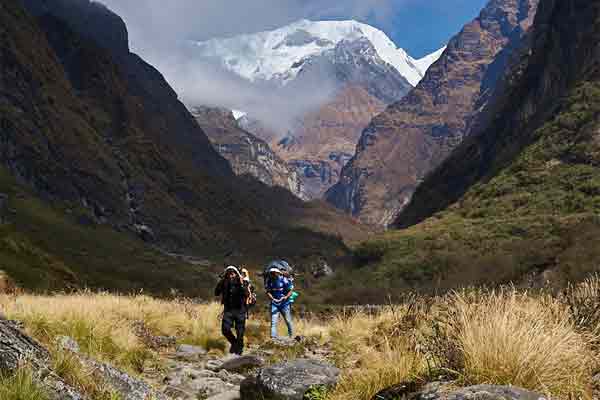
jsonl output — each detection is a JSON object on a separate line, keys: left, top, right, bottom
{"left": 0, "top": 167, "right": 220, "bottom": 295}
{"left": 309, "top": 0, "right": 600, "bottom": 301}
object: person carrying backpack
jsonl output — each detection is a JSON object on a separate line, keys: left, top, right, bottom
{"left": 214, "top": 265, "right": 249, "bottom": 355}
{"left": 265, "top": 267, "right": 294, "bottom": 339}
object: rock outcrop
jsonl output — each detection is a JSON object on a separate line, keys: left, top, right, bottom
{"left": 0, "top": 321, "right": 165, "bottom": 400}
{"left": 192, "top": 106, "right": 307, "bottom": 200}
{"left": 395, "top": 0, "right": 600, "bottom": 228}
{"left": 240, "top": 359, "right": 340, "bottom": 400}
{"left": 326, "top": 0, "right": 539, "bottom": 226}
{"left": 373, "top": 382, "right": 547, "bottom": 400}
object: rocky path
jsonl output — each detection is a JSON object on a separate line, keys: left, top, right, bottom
{"left": 145, "top": 337, "right": 338, "bottom": 400}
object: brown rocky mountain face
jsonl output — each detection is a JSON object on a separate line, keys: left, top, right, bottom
{"left": 192, "top": 106, "right": 307, "bottom": 200}
{"left": 245, "top": 38, "right": 412, "bottom": 199}
{"left": 396, "top": 0, "right": 600, "bottom": 229}
{"left": 0, "top": 0, "right": 370, "bottom": 292}
{"left": 273, "top": 85, "right": 387, "bottom": 198}
{"left": 326, "top": 0, "right": 539, "bottom": 226}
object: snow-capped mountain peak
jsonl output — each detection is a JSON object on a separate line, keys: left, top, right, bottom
{"left": 193, "top": 19, "right": 443, "bottom": 87}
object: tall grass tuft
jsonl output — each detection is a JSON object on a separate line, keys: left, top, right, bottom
{"left": 434, "top": 289, "right": 596, "bottom": 398}
{"left": 0, "top": 369, "right": 49, "bottom": 400}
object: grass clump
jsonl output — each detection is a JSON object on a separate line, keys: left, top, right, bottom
{"left": 0, "top": 369, "right": 49, "bottom": 400}
{"left": 429, "top": 289, "right": 596, "bottom": 398}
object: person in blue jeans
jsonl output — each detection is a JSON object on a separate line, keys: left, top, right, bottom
{"left": 265, "top": 268, "right": 293, "bottom": 338}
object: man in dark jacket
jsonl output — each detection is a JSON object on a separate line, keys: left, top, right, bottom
{"left": 214, "top": 265, "right": 248, "bottom": 355}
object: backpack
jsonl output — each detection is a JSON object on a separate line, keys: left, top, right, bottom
{"left": 245, "top": 283, "right": 257, "bottom": 308}
{"left": 263, "top": 260, "right": 294, "bottom": 287}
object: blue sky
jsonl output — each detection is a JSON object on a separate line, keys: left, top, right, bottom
{"left": 102, "top": 0, "right": 490, "bottom": 59}
{"left": 309, "top": 0, "right": 490, "bottom": 57}
{"left": 373, "top": 1, "right": 489, "bottom": 57}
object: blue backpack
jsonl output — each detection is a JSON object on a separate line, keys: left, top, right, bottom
{"left": 263, "top": 260, "right": 293, "bottom": 287}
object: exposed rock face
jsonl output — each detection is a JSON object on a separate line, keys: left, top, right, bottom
{"left": 274, "top": 85, "right": 387, "bottom": 199}
{"left": 240, "top": 359, "right": 340, "bottom": 400}
{"left": 395, "top": 0, "right": 600, "bottom": 228}
{"left": 192, "top": 106, "right": 307, "bottom": 200}
{"left": 245, "top": 38, "right": 411, "bottom": 199}
{"left": 326, "top": 0, "right": 539, "bottom": 226}
{"left": 0, "top": 320, "right": 165, "bottom": 400}
{"left": 373, "top": 382, "right": 546, "bottom": 400}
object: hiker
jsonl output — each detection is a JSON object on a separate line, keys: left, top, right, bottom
{"left": 214, "top": 265, "right": 249, "bottom": 355}
{"left": 265, "top": 267, "right": 294, "bottom": 339}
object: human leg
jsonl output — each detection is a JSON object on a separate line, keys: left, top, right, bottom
{"left": 221, "top": 311, "right": 237, "bottom": 353}
{"left": 280, "top": 304, "right": 293, "bottom": 337}
{"left": 270, "top": 303, "right": 279, "bottom": 338}
{"left": 234, "top": 310, "right": 246, "bottom": 355}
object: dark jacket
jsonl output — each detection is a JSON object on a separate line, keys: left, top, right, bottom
{"left": 215, "top": 277, "right": 249, "bottom": 311}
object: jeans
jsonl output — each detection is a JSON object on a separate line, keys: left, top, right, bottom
{"left": 270, "top": 302, "right": 293, "bottom": 338}
{"left": 222, "top": 309, "right": 246, "bottom": 354}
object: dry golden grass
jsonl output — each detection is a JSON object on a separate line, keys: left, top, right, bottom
{"left": 0, "top": 279, "right": 599, "bottom": 400}
{"left": 436, "top": 289, "right": 596, "bottom": 398}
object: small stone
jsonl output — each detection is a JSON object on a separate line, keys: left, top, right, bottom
{"left": 175, "top": 344, "right": 207, "bottom": 360}
{"left": 205, "top": 389, "right": 241, "bottom": 400}
{"left": 55, "top": 336, "right": 80, "bottom": 353}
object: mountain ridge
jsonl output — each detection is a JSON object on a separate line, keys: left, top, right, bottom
{"left": 326, "top": 0, "right": 539, "bottom": 226}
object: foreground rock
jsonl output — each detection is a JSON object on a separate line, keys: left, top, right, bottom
{"left": 0, "top": 320, "right": 166, "bottom": 400}
{"left": 373, "top": 382, "right": 548, "bottom": 400}
{"left": 240, "top": 359, "right": 339, "bottom": 400}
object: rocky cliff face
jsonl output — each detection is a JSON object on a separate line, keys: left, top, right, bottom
{"left": 272, "top": 85, "right": 388, "bottom": 198}
{"left": 326, "top": 0, "right": 539, "bottom": 226}
{"left": 251, "top": 38, "right": 411, "bottom": 199}
{"left": 192, "top": 106, "right": 307, "bottom": 200}
{"left": 395, "top": 0, "right": 600, "bottom": 229}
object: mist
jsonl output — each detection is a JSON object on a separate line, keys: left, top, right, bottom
{"left": 96, "top": 0, "right": 398, "bottom": 136}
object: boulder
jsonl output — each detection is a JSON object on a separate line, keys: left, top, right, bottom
{"left": 219, "top": 355, "right": 265, "bottom": 372}
{"left": 164, "top": 365, "right": 236, "bottom": 399}
{"left": 175, "top": 344, "right": 207, "bottom": 360}
{"left": 83, "top": 357, "right": 168, "bottom": 400}
{"left": 240, "top": 359, "right": 339, "bottom": 400}
{"left": 372, "top": 383, "right": 548, "bottom": 400}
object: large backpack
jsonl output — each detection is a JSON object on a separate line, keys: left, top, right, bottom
{"left": 263, "top": 260, "right": 293, "bottom": 288}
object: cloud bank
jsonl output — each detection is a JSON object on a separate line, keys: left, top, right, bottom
{"left": 96, "top": 0, "right": 400, "bottom": 135}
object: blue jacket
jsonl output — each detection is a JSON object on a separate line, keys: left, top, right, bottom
{"left": 266, "top": 276, "right": 293, "bottom": 305}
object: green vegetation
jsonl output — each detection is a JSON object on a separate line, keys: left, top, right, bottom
{"left": 316, "top": 82, "right": 600, "bottom": 302}
{"left": 0, "top": 369, "right": 49, "bottom": 400}
{"left": 0, "top": 168, "right": 218, "bottom": 296}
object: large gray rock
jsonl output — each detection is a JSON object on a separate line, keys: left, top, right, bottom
{"left": 240, "top": 359, "right": 339, "bottom": 400}
{"left": 83, "top": 357, "right": 168, "bottom": 400}
{"left": 219, "top": 355, "right": 265, "bottom": 372}
{"left": 0, "top": 319, "right": 84, "bottom": 400}
{"left": 164, "top": 365, "right": 236, "bottom": 399}
{"left": 373, "top": 383, "right": 548, "bottom": 400}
